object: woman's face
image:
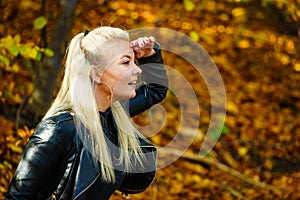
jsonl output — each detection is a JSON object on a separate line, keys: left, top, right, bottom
{"left": 99, "top": 40, "right": 142, "bottom": 101}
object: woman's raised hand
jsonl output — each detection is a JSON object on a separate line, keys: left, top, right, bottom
{"left": 130, "top": 36, "right": 156, "bottom": 59}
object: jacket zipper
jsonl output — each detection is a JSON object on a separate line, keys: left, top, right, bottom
{"left": 73, "top": 173, "right": 101, "bottom": 200}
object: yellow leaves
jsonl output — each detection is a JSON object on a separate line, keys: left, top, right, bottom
{"left": 0, "top": 35, "right": 14, "bottom": 49}
{"left": 236, "top": 39, "right": 249, "bottom": 48}
{"left": 3, "top": 1, "right": 300, "bottom": 199}
{"left": 237, "top": 146, "right": 248, "bottom": 156}
{"left": 20, "top": 0, "right": 40, "bottom": 10}
{"left": 294, "top": 63, "right": 300, "bottom": 72}
{"left": 183, "top": 0, "right": 195, "bottom": 12}
{"left": 232, "top": 7, "right": 247, "bottom": 18}
{"left": 263, "top": 158, "right": 273, "bottom": 170}
{"left": 0, "top": 160, "right": 14, "bottom": 198}
{"left": 284, "top": 40, "right": 295, "bottom": 53}
{"left": 181, "top": 22, "right": 193, "bottom": 30}
{"left": 7, "top": 144, "right": 23, "bottom": 154}
{"left": 116, "top": 8, "right": 126, "bottom": 16}
{"left": 199, "top": 33, "right": 215, "bottom": 45}
{"left": 127, "top": 2, "right": 136, "bottom": 10}
{"left": 0, "top": 34, "right": 54, "bottom": 66}
{"left": 141, "top": 11, "right": 155, "bottom": 23}
{"left": 219, "top": 13, "right": 230, "bottom": 21}
{"left": 232, "top": 7, "right": 247, "bottom": 23}
{"left": 275, "top": 52, "right": 290, "bottom": 65}
{"left": 222, "top": 151, "right": 238, "bottom": 168}
{"left": 189, "top": 31, "right": 199, "bottom": 42}
{"left": 20, "top": 44, "right": 40, "bottom": 60}
{"left": 174, "top": 172, "right": 183, "bottom": 180}
{"left": 130, "top": 12, "right": 139, "bottom": 20}
{"left": 5, "top": 63, "right": 20, "bottom": 73}
{"left": 226, "top": 101, "right": 239, "bottom": 114}
{"left": 109, "top": 1, "right": 159, "bottom": 24}
{"left": 150, "top": 134, "right": 161, "bottom": 145}
{"left": 191, "top": 174, "right": 201, "bottom": 183}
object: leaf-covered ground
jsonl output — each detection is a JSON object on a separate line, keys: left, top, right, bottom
{"left": 1, "top": 0, "right": 300, "bottom": 199}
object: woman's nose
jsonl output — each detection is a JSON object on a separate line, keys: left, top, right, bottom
{"left": 132, "top": 63, "right": 142, "bottom": 75}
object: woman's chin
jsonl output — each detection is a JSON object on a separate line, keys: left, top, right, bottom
{"left": 129, "top": 92, "right": 136, "bottom": 99}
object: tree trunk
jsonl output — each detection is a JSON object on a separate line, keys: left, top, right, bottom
{"left": 21, "top": 0, "right": 78, "bottom": 126}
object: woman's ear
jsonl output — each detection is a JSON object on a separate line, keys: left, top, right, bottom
{"left": 89, "top": 67, "right": 101, "bottom": 84}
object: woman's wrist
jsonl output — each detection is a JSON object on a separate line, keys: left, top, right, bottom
{"left": 143, "top": 49, "right": 155, "bottom": 57}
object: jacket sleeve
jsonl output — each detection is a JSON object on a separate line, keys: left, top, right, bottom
{"left": 6, "top": 119, "right": 68, "bottom": 200}
{"left": 128, "top": 42, "right": 168, "bottom": 117}
{"left": 118, "top": 137, "right": 157, "bottom": 194}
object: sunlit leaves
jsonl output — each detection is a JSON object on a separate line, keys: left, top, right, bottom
{"left": 9, "top": 44, "right": 19, "bottom": 57}
{"left": 0, "top": 34, "right": 54, "bottom": 66}
{"left": 294, "top": 63, "right": 300, "bottom": 72}
{"left": 0, "top": 55, "right": 9, "bottom": 66}
{"left": 0, "top": 115, "right": 34, "bottom": 198}
{"left": 189, "top": 30, "right": 199, "bottom": 41}
{"left": 236, "top": 39, "right": 249, "bottom": 48}
{"left": 237, "top": 146, "right": 248, "bottom": 156}
{"left": 17, "top": 126, "right": 33, "bottom": 143}
{"left": 33, "top": 16, "right": 47, "bottom": 30}
{"left": 43, "top": 48, "right": 54, "bottom": 57}
{"left": 2, "top": 0, "right": 300, "bottom": 199}
{"left": 183, "top": 0, "right": 195, "bottom": 12}
{"left": 231, "top": 7, "right": 247, "bottom": 17}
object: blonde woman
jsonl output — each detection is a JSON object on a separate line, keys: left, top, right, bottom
{"left": 6, "top": 26, "right": 168, "bottom": 200}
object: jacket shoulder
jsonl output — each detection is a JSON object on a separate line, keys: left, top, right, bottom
{"left": 32, "top": 112, "right": 76, "bottom": 145}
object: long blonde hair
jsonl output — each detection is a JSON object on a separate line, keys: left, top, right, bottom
{"left": 43, "top": 26, "right": 145, "bottom": 182}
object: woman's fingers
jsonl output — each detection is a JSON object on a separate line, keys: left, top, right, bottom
{"left": 131, "top": 36, "right": 155, "bottom": 48}
{"left": 131, "top": 36, "right": 156, "bottom": 58}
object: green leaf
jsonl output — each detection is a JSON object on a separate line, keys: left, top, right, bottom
{"left": 189, "top": 31, "right": 199, "bottom": 42}
{"left": 33, "top": 16, "right": 47, "bottom": 30}
{"left": 9, "top": 44, "right": 19, "bottom": 57}
{"left": 184, "top": 0, "right": 195, "bottom": 12}
{"left": 35, "top": 51, "right": 42, "bottom": 61}
{"left": 0, "top": 55, "right": 10, "bottom": 66}
{"left": 44, "top": 48, "right": 54, "bottom": 57}
{"left": 221, "top": 125, "right": 229, "bottom": 135}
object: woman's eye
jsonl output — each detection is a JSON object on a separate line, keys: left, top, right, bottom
{"left": 123, "top": 60, "right": 130, "bottom": 65}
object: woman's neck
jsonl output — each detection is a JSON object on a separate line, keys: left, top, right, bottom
{"left": 95, "top": 87, "right": 112, "bottom": 112}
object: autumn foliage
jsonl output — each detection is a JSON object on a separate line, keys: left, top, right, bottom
{"left": 1, "top": 0, "right": 300, "bottom": 199}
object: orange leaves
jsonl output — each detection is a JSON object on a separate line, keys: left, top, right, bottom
{"left": 1, "top": 0, "right": 300, "bottom": 199}
{"left": 0, "top": 116, "right": 34, "bottom": 198}
{"left": 17, "top": 126, "right": 33, "bottom": 142}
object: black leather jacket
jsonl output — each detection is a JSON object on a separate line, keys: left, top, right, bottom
{"left": 6, "top": 43, "right": 168, "bottom": 200}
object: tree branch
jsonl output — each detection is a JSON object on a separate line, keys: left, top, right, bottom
{"left": 159, "top": 147, "right": 284, "bottom": 193}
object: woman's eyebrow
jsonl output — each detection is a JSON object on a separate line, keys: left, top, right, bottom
{"left": 121, "top": 54, "right": 133, "bottom": 60}
{"left": 119, "top": 50, "right": 134, "bottom": 60}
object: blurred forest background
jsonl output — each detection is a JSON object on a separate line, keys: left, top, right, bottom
{"left": 0, "top": 0, "right": 300, "bottom": 199}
